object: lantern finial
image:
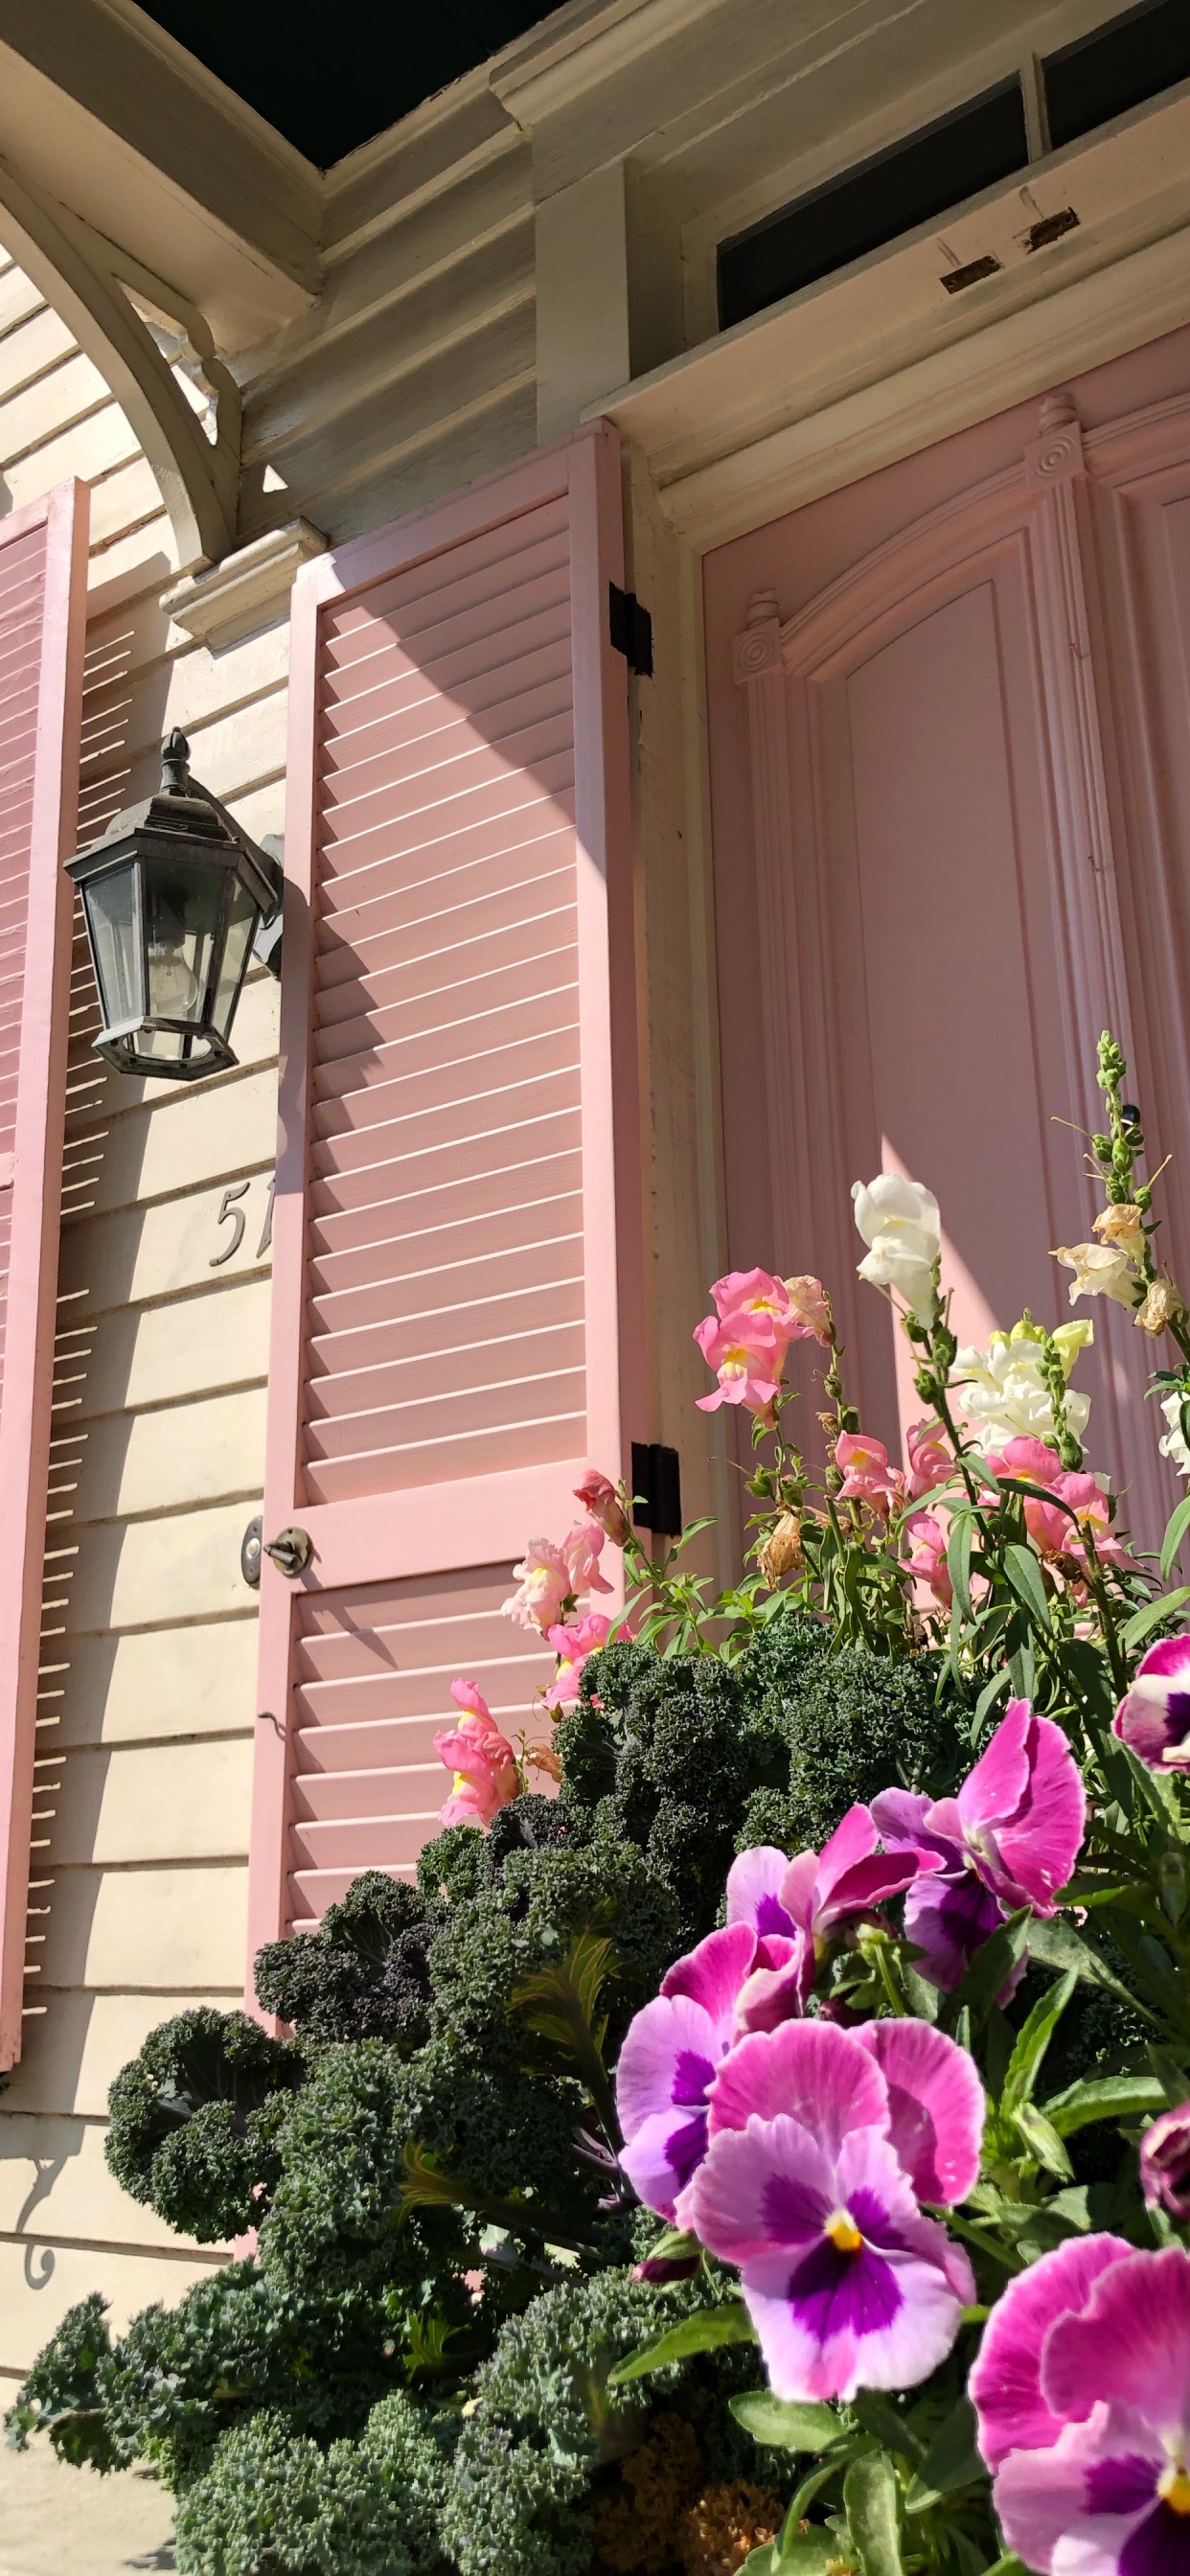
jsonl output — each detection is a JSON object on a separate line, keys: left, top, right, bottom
{"left": 160, "top": 729, "right": 192, "bottom": 796}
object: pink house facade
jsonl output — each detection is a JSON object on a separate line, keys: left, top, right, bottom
{"left": 1, "top": 0, "right": 1190, "bottom": 2398}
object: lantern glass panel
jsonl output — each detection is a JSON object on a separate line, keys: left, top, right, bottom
{"left": 212, "top": 873, "right": 259, "bottom": 1040}
{"left": 82, "top": 861, "right": 141, "bottom": 1028}
{"left": 138, "top": 856, "right": 225, "bottom": 1070}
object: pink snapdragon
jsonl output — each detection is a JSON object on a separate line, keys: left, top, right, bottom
{"left": 835, "top": 1432, "right": 904, "bottom": 1519}
{"left": 433, "top": 1680, "right": 519, "bottom": 1829}
{"left": 561, "top": 1516, "right": 613, "bottom": 1597}
{"left": 906, "top": 1418, "right": 953, "bottom": 1499}
{"left": 572, "top": 1469, "right": 629, "bottom": 1547}
{"left": 971, "top": 2241, "right": 1190, "bottom": 2576}
{"left": 785, "top": 1274, "right": 833, "bottom": 1345}
{"left": 542, "top": 1612, "right": 612, "bottom": 1711}
{"left": 1113, "top": 1635, "right": 1190, "bottom": 1770}
{"left": 687, "top": 2017, "right": 980, "bottom": 2401}
{"left": 985, "top": 1435, "right": 1065, "bottom": 1489}
{"left": 694, "top": 1310, "right": 787, "bottom": 1418}
{"left": 904, "top": 1510, "right": 952, "bottom": 1610}
{"left": 502, "top": 1538, "right": 572, "bottom": 1635}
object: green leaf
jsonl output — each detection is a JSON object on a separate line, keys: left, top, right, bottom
{"left": 904, "top": 2397, "right": 987, "bottom": 2513}
{"left": 608, "top": 2302, "right": 757, "bottom": 2382}
{"left": 1001, "top": 1542, "right": 1052, "bottom": 1630}
{"left": 948, "top": 1513, "right": 975, "bottom": 1623}
{"left": 771, "top": 2535, "right": 847, "bottom": 2576}
{"left": 1160, "top": 1495, "right": 1190, "bottom": 1583}
{"left": 1013, "top": 2101, "right": 1074, "bottom": 2178}
{"left": 1122, "top": 1589, "right": 1190, "bottom": 1654}
{"left": 851, "top": 2393, "right": 926, "bottom": 2463}
{"left": 1001, "top": 1972, "right": 1077, "bottom": 2115}
{"left": 1026, "top": 1916, "right": 1144, "bottom": 2012}
{"left": 731, "top": 2394, "right": 840, "bottom": 2451}
{"left": 1042, "top": 2074, "right": 1166, "bottom": 2136}
{"left": 845, "top": 2450, "right": 903, "bottom": 2576}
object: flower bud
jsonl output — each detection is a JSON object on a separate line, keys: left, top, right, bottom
{"left": 571, "top": 1470, "right": 629, "bottom": 1547}
{"left": 757, "top": 1511, "right": 803, "bottom": 1584}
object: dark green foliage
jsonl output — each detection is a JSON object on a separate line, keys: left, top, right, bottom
{"left": 253, "top": 1871, "right": 436, "bottom": 2050}
{"left": 172, "top": 2395, "right": 457, "bottom": 2576}
{"left": 738, "top": 1644, "right": 965, "bottom": 1859}
{"left": 258, "top": 2040, "right": 474, "bottom": 2306}
{"left": 427, "top": 1826, "right": 679, "bottom": 2061}
{"left": 104, "top": 2009, "right": 305, "bottom": 2242}
{"left": 6, "top": 2292, "right": 121, "bottom": 2472}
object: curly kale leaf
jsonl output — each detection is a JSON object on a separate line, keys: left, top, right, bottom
{"left": 173, "top": 2394, "right": 458, "bottom": 2576}
{"left": 5, "top": 2294, "right": 122, "bottom": 2472}
{"left": 739, "top": 1644, "right": 967, "bottom": 1858}
{"left": 104, "top": 2008, "right": 305, "bottom": 2242}
{"left": 254, "top": 1870, "right": 436, "bottom": 2050}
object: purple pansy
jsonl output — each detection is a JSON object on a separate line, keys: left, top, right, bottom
{"left": 727, "top": 1806, "right": 931, "bottom": 1966}
{"left": 872, "top": 1700, "right": 1085, "bottom": 1994}
{"left": 1141, "top": 2102, "right": 1190, "bottom": 2221}
{"left": 686, "top": 2017, "right": 980, "bottom": 2402}
{"left": 616, "top": 1922, "right": 758, "bottom": 2220}
{"left": 973, "top": 2243, "right": 1190, "bottom": 2576}
{"left": 1113, "top": 1636, "right": 1190, "bottom": 1771}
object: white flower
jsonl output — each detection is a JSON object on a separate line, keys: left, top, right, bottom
{"left": 953, "top": 1329, "right": 1091, "bottom": 1456}
{"left": 852, "top": 1173, "right": 941, "bottom": 1322}
{"left": 1054, "top": 1240, "right": 1137, "bottom": 1308}
{"left": 1160, "top": 1390, "right": 1190, "bottom": 1482}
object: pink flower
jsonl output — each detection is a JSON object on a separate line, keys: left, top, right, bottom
{"left": 1053, "top": 1473, "right": 1130, "bottom": 1573}
{"left": 1114, "top": 1634, "right": 1190, "bottom": 1770}
{"left": 686, "top": 2017, "right": 980, "bottom": 2401}
{"left": 906, "top": 1418, "right": 952, "bottom": 1499}
{"left": 904, "top": 1510, "right": 952, "bottom": 1610}
{"left": 616, "top": 1923, "right": 762, "bottom": 2220}
{"left": 434, "top": 1682, "right": 519, "bottom": 1829}
{"left": 573, "top": 1470, "right": 629, "bottom": 1547}
{"left": 502, "top": 1538, "right": 572, "bottom": 1635}
{"left": 875, "top": 1698, "right": 1085, "bottom": 1926}
{"left": 971, "top": 2241, "right": 1190, "bottom": 2576}
{"left": 708, "top": 1267, "right": 801, "bottom": 1331}
{"left": 986, "top": 1435, "right": 1065, "bottom": 1489}
{"left": 1140, "top": 2101, "right": 1190, "bottom": 2221}
{"left": 542, "top": 1612, "right": 612, "bottom": 1710}
{"left": 727, "top": 1809, "right": 931, "bottom": 1968}
{"left": 561, "top": 1516, "right": 613, "bottom": 1597}
{"left": 695, "top": 1309, "right": 786, "bottom": 1418}
{"left": 835, "top": 1432, "right": 904, "bottom": 1518}
{"left": 784, "top": 1275, "right": 833, "bottom": 1345}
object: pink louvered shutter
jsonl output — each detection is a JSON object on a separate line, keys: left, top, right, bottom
{"left": 247, "top": 424, "right": 642, "bottom": 1949}
{"left": 0, "top": 483, "right": 89, "bottom": 2067}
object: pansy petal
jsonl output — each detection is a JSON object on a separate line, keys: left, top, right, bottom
{"left": 687, "top": 2114, "right": 835, "bottom": 2265}
{"left": 662, "top": 1923, "right": 759, "bottom": 2036}
{"left": 620, "top": 2107, "right": 709, "bottom": 2221}
{"left": 725, "top": 1848, "right": 796, "bottom": 1939}
{"left": 1042, "top": 2246, "right": 1190, "bottom": 2446}
{"left": 813, "top": 1804, "right": 881, "bottom": 1905}
{"left": 735, "top": 1938, "right": 812, "bottom": 2033}
{"left": 870, "top": 1788, "right": 937, "bottom": 1850}
{"left": 969, "top": 2237, "right": 1133, "bottom": 2470}
{"left": 816, "top": 1848, "right": 932, "bottom": 1930}
{"left": 616, "top": 1994, "right": 720, "bottom": 2144}
{"left": 854, "top": 2020, "right": 985, "bottom": 2205}
{"left": 991, "top": 1714, "right": 1086, "bottom": 1914}
{"left": 993, "top": 2410, "right": 1161, "bottom": 2576}
{"left": 778, "top": 1851, "right": 819, "bottom": 1934}
{"left": 707, "top": 2017, "right": 888, "bottom": 2148}
{"left": 1135, "top": 1636, "right": 1190, "bottom": 1687}
{"left": 955, "top": 1696, "right": 1034, "bottom": 1834}
{"left": 741, "top": 2236, "right": 965, "bottom": 2404}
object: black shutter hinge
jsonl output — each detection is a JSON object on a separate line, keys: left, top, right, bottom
{"left": 608, "top": 583, "right": 653, "bottom": 677}
{"left": 631, "top": 1441, "right": 682, "bottom": 1537}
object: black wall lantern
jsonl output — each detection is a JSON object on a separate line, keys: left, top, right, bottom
{"left": 66, "top": 728, "right": 284, "bottom": 1080}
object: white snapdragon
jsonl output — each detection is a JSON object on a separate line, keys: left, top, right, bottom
{"left": 1160, "top": 1390, "right": 1190, "bottom": 1483}
{"left": 852, "top": 1173, "right": 941, "bottom": 1323}
{"left": 952, "top": 1323, "right": 1092, "bottom": 1456}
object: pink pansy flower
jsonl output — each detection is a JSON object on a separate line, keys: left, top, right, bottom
{"left": 687, "top": 2017, "right": 979, "bottom": 2402}
{"left": 871, "top": 1784, "right": 1018, "bottom": 1997}
{"left": 615, "top": 1923, "right": 761, "bottom": 2220}
{"left": 542, "top": 1612, "right": 612, "bottom": 1711}
{"left": 433, "top": 1681, "right": 519, "bottom": 1829}
{"left": 1140, "top": 2101, "right": 1190, "bottom": 2221}
{"left": 727, "top": 1809, "right": 932, "bottom": 1969}
{"left": 561, "top": 1516, "right": 613, "bottom": 1597}
{"left": 695, "top": 1309, "right": 787, "bottom": 1418}
{"left": 973, "top": 2242, "right": 1190, "bottom": 2576}
{"left": 572, "top": 1470, "right": 629, "bottom": 1547}
{"left": 835, "top": 1432, "right": 905, "bottom": 1518}
{"left": 502, "top": 1537, "right": 572, "bottom": 1635}
{"left": 906, "top": 1418, "right": 953, "bottom": 1499}
{"left": 904, "top": 1510, "right": 952, "bottom": 1610}
{"left": 1113, "top": 1635, "right": 1190, "bottom": 1770}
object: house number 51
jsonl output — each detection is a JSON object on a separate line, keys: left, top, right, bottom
{"left": 210, "top": 1176, "right": 276, "bottom": 1268}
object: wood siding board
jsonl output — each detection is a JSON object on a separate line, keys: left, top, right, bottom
{"left": 0, "top": 482, "right": 88, "bottom": 2070}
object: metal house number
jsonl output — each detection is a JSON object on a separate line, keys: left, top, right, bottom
{"left": 209, "top": 1175, "right": 276, "bottom": 1268}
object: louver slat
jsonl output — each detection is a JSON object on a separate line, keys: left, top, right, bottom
{"left": 0, "top": 484, "right": 88, "bottom": 2067}
{"left": 248, "top": 426, "right": 641, "bottom": 1948}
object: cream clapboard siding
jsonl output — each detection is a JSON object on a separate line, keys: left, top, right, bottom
{"left": 0, "top": 242, "right": 282, "bottom": 2375}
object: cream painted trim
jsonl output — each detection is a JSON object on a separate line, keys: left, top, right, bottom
{"left": 492, "top": 0, "right": 726, "bottom": 129}
{"left": 162, "top": 520, "right": 329, "bottom": 646}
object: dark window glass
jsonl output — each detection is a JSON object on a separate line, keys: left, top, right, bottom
{"left": 1043, "top": 0, "right": 1190, "bottom": 150}
{"left": 718, "top": 80, "right": 1028, "bottom": 333}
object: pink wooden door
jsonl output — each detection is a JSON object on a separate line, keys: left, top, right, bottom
{"left": 0, "top": 482, "right": 88, "bottom": 2067}
{"left": 247, "top": 424, "right": 641, "bottom": 1952}
{"left": 705, "top": 326, "right": 1190, "bottom": 1544}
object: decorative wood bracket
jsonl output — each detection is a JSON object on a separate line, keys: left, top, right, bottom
{"left": 0, "top": 152, "right": 240, "bottom": 569}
